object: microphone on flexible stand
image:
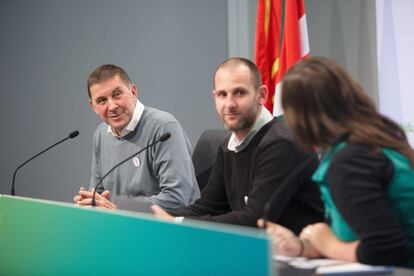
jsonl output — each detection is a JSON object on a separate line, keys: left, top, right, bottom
{"left": 11, "top": 130, "right": 79, "bottom": 196}
{"left": 91, "top": 132, "right": 171, "bottom": 207}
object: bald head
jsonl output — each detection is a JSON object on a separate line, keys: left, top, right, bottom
{"left": 213, "top": 57, "right": 262, "bottom": 90}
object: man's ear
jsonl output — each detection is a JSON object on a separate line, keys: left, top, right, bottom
{"left": 212, "top": 90, "right": 216, "bottom": 100}
{"left": 131, "top": 83, "right": 137, "bottom": 98}
{"left": 258, "top": 85, "right": 268, "bottom": 105}
{"left": 89, "top": 99, "right": 98, "bottom": 115}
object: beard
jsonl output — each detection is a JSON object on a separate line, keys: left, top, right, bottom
{"left": 222, "top": 107, "right": 257, "bottom": 132}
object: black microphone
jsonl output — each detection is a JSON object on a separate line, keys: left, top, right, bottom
{"left": 262, "top": 154, "right": 318, "bottom": 227}
{"left": 11, "top": 130, "right": 80, "bottom": 196}
{"left": 91, "top": 132, "right": 171, "bottom": 206}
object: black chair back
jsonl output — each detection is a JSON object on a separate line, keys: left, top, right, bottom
{"left": 192, "top": 129, "right": 230, "bottom": 191}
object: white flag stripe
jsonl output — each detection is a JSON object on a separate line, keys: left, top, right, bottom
{"left": 299, "top": 14, "right": 310, "bottom": 57}
{"left": 273, "top": 82, "right": 283, "bottom": 117}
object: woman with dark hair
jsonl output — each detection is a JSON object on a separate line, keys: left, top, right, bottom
{"left": 259, "top": 57, "right": 414, "bottom": 267}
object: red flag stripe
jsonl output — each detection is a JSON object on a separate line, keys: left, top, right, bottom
{"left": 255, "top": 0, "right": 310, "bottom": 115}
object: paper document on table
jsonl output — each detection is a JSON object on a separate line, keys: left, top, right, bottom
{"left": 316, "top": 263, "right": 394, "bottom": 275}
{"left": 274, "top": 255, "right": 394, "bottom": 274}
{"left": 274, "top": 255, "right": 346, "bottom": 269}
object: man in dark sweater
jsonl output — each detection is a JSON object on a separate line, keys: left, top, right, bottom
{"left": 152, "top": 57, "right": 324, "bottom": 233}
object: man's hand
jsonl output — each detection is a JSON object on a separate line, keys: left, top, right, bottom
{"left": 73, "top": 187, "right": 116, "bottom": 210}
{"left": 258, "top": 219, "right": 303, "bottom": 257}
{"left": 151, "top": 205, "right": 175, "bottom": 222}
{"left": 73, "top": 187, "right": 90, "bottom": 203}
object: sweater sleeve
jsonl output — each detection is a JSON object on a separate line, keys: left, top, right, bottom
{"left": 147, "top": 120, "right": 200, "bottom": 210}
{"left": 327, "top": 145, "right": 408, "bottom": 266}
{"left": 169, "top": 146, "right": 232, "bottom": 217}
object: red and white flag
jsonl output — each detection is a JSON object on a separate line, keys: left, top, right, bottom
{"left": 255, "top": 0, "right": 310, "bottom": 116}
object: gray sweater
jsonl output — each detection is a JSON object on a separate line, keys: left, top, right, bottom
{"left": 90, "top": 106, "right": 200, "bottom": 210}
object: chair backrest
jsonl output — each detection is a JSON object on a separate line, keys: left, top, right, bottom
{"left": 192, "top": 129, "right": 230, "bottom": 191}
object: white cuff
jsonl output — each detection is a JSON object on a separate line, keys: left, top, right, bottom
{"left": 174, "top": 216, "right": 184, "bottom": 224}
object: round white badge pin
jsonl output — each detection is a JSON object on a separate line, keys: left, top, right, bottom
{"left": 132, "top": 157, "right": 141, "bottom": 167}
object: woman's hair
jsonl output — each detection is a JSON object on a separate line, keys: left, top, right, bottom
{"left": 281, "top": 57, "right": 414, "bottom": 165}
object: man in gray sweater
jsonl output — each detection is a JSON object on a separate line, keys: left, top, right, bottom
{"left": 73, "top": 64, "right": 199, "bottom": 210}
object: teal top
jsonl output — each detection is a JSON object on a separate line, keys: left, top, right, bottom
{"left": 312, "top": 142, "right": 414, "bottom": 267}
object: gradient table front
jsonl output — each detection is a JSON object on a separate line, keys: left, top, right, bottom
{"left": 0, "top": 195, "right": 271, "bottom": 275}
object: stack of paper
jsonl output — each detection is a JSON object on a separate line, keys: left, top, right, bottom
{"left": 274, "top": 255, "right": 395, "bottom": 275}
{"left": 316, "top": 263, "right": 394, "bottom": 275}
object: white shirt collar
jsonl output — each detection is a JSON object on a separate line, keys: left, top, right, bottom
{"left": 107, "top": 99, "right": 145, "bottom": 137}
{"left": 227, "top": 107, "right": 273, "bottom": 152}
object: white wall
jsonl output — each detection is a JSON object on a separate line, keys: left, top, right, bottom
{"left": 376, "top": 0, "right": 414, "bottom": 145}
